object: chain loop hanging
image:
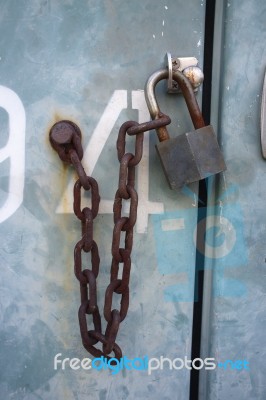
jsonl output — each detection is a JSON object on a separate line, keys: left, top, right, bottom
{"left": 49, "top": 114, "right": 170, "bottom": 359}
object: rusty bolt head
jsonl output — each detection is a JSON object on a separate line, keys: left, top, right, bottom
{"left": 49, "top": 120, "right": 81, "bottom": 146}
{"left": 49, "top": 120, "right": 82, "bottom": 163}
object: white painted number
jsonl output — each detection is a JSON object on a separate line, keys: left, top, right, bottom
{"left": 0, "top": 86, "right": 26, "bottom": 223}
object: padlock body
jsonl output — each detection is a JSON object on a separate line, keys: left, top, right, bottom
{"left": 156, "top": 125, "right": 226, "bottom": 190}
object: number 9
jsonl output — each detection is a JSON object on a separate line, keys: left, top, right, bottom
{"left": 0, "top": 86, "right": 25, "bottom": 223}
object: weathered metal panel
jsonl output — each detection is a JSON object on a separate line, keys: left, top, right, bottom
{"left": 201, "top": 1, "right": 266, "bottom": 399}
{"left": 0, "top": 1, "right": 206, "bottom": 399}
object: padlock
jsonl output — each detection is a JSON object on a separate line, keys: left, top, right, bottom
{"left": 145, "top": 68, "right": 226, "bottom": 190}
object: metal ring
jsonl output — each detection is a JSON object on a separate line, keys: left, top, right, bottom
{"left": 73, "top": 178, "right": 100, "bottom": 220}
{"left": 103, "top": 310, "right": 121, "bottom": 355}
{"left": 104, "top": 279, "right": 129, "bottom": 322}
{"left": 74, "top": 239, "right": 100, "bottom": 283}
{"left": 117, "top": 121, "right": 144, "bottom": 167}
{"left": 80, "top": 269, "right": 97, "bottom": 314}
{"left": 78, "top": 302, "right": 102, "bottom": 346}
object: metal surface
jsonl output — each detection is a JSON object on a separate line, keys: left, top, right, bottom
{"left": 156, "top": 125, "right": 226, "bottom": 189}
{"left": 198, "top": 2, "right": 227, "bottom": 398}
{"left": 199, "top": 1, "right": 266, "bottom": 399}
{"left": 145, "top": 68, "right": 226, "bottom": 189}
{"left": 165, "top": 53, "right": 203, "bottom": 93}
{"left": 1, "top": 1, "right": 264, "bottom": 398}
{"left": 0, "top": 1, "right": 206, "bottom": 398}
{"left": 261, "top": 68, "right": 266, "bottom": 158}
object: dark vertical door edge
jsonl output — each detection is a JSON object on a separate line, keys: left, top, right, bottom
{"left": 189, "top": 0, "right": 216, "bottom": 399}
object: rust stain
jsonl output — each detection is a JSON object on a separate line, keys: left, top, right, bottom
{"left": 42, "top": 113, "right": 79, "bottom": 347}
{"left": 60, "top": 165, "right": 71, "bottom": 214}
{"left": 47, "top": 113, "right": 75, "bottom": 288}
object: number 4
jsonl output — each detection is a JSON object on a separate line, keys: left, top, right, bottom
{"left": 56, "top": 90, "right": 164, "bottom": 233}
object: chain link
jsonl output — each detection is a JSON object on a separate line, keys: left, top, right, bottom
{"left": 50, "top": 114, "right": 170, "bottom": 359}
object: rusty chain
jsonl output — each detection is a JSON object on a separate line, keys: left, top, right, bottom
{"left": 49, "top": 113, "right": 171, "bottom": 359}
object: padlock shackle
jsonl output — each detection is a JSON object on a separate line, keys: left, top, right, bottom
{"left": 145, "top": 68, "right": 205, "bottom": 142}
